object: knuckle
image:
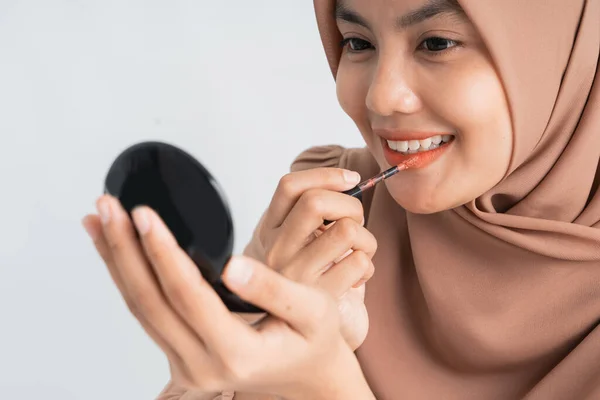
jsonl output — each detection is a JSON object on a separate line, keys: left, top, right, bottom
{"left": 365, "top": 262, "right": 375, "bottom": 280}
{"left": 106, "top": 234, "right": 126, "bottom": 255}
{"left": 277, "top": 173, "right": 298, "bottom": 198}
{"left": 300, "top": 189, "right": 326, "bottom": 215}
{"left": 368, "top": 233, "right": 379, "bottom": 254}
{"left": 144, "top": 238, "right": 171, "bottom": 264}
{"left": 129, "top": 286, "right": 158, "bottom": 317}
{"left": 360, "top": 228, "right": 378, "bottom": 251}
{"left": 351, "top": 195, "right": 365, "bottom": 213}
{"left": 353, "top": 250, "right": 371, "bottom": 269}
{"left": 355, "top": 250, "right": 371, "bottom": 268}
{"left": 333, "top": 218, "right": 359, "bottom": 243}
{"left": 165, "top": 282, "right": 192, "bottom": 313}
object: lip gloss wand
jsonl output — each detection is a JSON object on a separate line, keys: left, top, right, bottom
{"left": 324, "top": 159, "right": 415, "bottom": 226}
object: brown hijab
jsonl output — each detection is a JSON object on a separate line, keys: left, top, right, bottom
{"left": 304, "top": 0, "right": 600, "bottom": 398}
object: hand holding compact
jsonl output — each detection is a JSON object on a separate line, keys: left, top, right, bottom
{"left": 82, "top": 199, "right": 374, "bottom": 399}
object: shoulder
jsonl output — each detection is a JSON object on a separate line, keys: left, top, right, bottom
{"left": 290, "top": 145, "right": 380, "bottom": 180}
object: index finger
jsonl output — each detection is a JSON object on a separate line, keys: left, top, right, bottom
{"left": 264, "top": 168, "right": 361, "bottom": 229}
{"left": 132, "top": 206, "right": 261, "bottom": 354}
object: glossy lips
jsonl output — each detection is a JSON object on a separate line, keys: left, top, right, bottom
{"left": 381, "top": 136, "right": 454, "bottom": 169}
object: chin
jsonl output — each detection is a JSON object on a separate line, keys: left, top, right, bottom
{"left": 397, "top": 200, "right": 446, "bottom": 215}
{"left": 387, "top": 185, "right": 450, "bottom": 214}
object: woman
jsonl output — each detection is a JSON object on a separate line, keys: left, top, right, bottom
{"left": 82, "top": 0, "right": 600, "bottom": 398}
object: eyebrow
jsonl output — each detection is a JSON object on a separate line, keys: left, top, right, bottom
{"left": 334, "top": 0, "right": 466, "bottom": 31}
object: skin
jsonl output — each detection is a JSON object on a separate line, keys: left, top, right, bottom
{"left": 336, "top": 0, "right": 513, "bottom": 213}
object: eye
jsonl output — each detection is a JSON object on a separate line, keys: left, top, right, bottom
{"left": 340, "top": 37, "right": 374, "bottom": 53}
{"left": 418, "top": 37, "right": 459, "bottom": 54}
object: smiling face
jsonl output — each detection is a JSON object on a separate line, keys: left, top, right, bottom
{"left": 335, "top": 0, "right": 513, "bottom": 213}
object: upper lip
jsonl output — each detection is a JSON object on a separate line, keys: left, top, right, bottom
{"left": 373, "top": 128, "right": 454, "bottom": 141}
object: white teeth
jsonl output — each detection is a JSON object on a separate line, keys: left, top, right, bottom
{"left": 408, "top": 140, "right": 420, "bottom": 151}
{"left": 386, "top": 134, "right": 453, "bottom": 154}
{"left": 396, "top": 140, "right": 409, "bottom": 152}
{"left": 419, "top": 138, "right": 432, "bottom": 149}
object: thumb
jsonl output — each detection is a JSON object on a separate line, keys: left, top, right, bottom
{"left": 222, "top": 255, "right": 333, "bottom": 338}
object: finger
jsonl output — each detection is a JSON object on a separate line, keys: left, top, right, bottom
{"left": 82, "top": 214, "right": 130, "bottom": 298}
{"left": 81, "top": 213, "right": 189, "bottom": 376}
{"left": 222, "top": 255, "right": 336, "bottom": 338}
{"left": 281, "top": 218, "right": 377, "bottom": 283}
{"left": 131, "top": 206, "right": 260, "bottom": 355}
{"left": 265, "top": 190, "right": 364, "bottom": 269}
{"left": 317, "top": 251, "right": 374, "bottom": 298}
{"left": 264, "top": 168, "right": 361, "bottom": 229}
{"left": 96, "top": 196, "right": 208, "bottom": 366}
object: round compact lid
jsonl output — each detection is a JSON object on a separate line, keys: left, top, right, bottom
{"left": 104, "top": 141, "right": 262, "bottom": 313}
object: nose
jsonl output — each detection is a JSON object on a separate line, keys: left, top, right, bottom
{"left": 365, "top": 62, "right": 423, "bottom": 116}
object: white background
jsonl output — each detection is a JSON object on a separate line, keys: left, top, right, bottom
{"left": 0, "top": 1, "right": 365, "bottom": 399}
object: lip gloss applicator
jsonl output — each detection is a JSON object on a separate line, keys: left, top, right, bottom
{"left": 324, "top": 158, "right": 415, "bottom": 225}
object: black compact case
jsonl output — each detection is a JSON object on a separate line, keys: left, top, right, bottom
{"left": 104, "top": 141, "right": 263, "bottom": 313}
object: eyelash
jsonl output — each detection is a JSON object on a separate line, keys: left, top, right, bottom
{"left": 339, "top": 36, "right": 461, "bottom": 56}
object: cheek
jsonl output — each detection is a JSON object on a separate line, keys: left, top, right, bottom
{"left": 438, "top": 68, "right": 507, "bottom": 133}
{"left": 430, "top": 63, "right": 513, "bottom": 166}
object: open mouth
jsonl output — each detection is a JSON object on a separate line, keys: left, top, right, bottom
{"left": 386, "top": 134, "right": 454, "bottom": 155}
{"left": 381, "top": 134, "right": 456, "bottom": 170}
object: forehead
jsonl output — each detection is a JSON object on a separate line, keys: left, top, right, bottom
{"left": 335, "top": 0, "right": 468, "bottom": 31}
{"left": 336, "top": 0, "right": 462, "bottom": 12}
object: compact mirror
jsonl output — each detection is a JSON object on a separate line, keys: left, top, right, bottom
{"left": 104, "top": 141, "right": 263, "bottom": 313}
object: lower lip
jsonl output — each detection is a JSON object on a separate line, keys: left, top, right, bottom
{"left": 382, "top": 137, "right": 453, "bottom": 169}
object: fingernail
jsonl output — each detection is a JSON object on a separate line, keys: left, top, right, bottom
{"left": 98, "top": 199, "right": 111, "bottom": 225}
{"left": 225, "top": 258, "right": 253, "bottom": 287}
{"left": 344, "top": 170, "right": 361, "bottom": 185}
{"left": 81, "top": 217, "right": 98, "bottom": 241}
{"left": 132, "top": 207, "right": 151, "bottom": 235}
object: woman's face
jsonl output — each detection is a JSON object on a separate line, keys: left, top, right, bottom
{"left": 335, "top": 0, "right": 513, "bottom": 213}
